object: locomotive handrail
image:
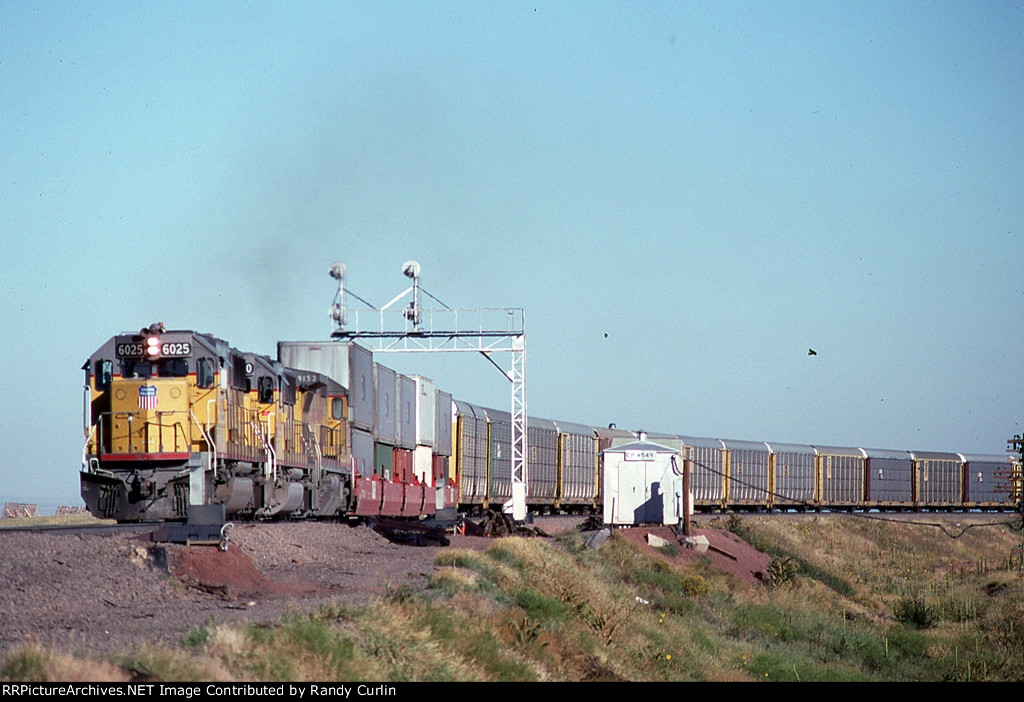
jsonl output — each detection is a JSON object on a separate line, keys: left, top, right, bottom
{"left": 82, "top": 385, "right": 90, "bottom": 435}
{"left": 304, "top": 423, "right": 323, "bottom": 486}
{"left": 208, "top": 398, "right": 219, "bottom": 453}
{"left": 167, "top": 413, "right": 189, "bottom": 453}
{"left": 92, "top": 410, "right": 191, "bottom": 454}
{"left": 281, "top": 417, "right": 301, "bottom": 466}
{"left": 319, "top": 425, "right": 344, "bottom": 461}
{"left": 149, "top": 410, "right": 189, "bottom": 454}
{"left": 131, "top": 410, "right": 186, "bottom": 454}
{"left": 250, "top": 417, "right": 264, "bottom": 473}
{"left": 94, "top": 414, "right": 105, "bottom": 455}
{"left": 254, "top": 414, "right": 277, "bottom": 483}
{"left": 81, "top": 425, "right": 96, "bottom": 472}
{"left": 191, "top": 409, "right": 217, "bottom": 479}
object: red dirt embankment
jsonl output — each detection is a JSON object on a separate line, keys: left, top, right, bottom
{"left": 615, "top": 525, "right": 773, "bottom": 587}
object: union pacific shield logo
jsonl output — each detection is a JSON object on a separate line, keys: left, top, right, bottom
{"left": 138, "top": 385, "right": 158, "bottom": 410}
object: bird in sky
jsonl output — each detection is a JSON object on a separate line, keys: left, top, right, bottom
{"left": 808, "top": 348, "right": 817, "bottom": 356}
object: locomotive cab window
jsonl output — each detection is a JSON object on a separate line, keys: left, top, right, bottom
{"left": 120, "top": 358, "right": 189, "bottom": 379}
{"left": 197, "top": 358, "right": 215, "bottom": 388}
{"left": 121, "top": 360, "right": 152, "bottom": 379}
{"left": 157, "top": 358, "right": 189, "bottom": 377}
{"left": 95, "top": 360, "right": 113, "bottom": 390}
{"left": 230, "top": 353, "right": 247, "bottom": 390}
{"left": 331, "top": 398, "right": 345, "bottom": 420}
{"left": 257, "top": 376, "right": 274, "bottom": 404}
{"left": 281, "top": 377, "right": 296, "bottom": 406}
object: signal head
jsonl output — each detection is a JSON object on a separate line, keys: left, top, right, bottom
{"left": 402, "top": 260, "right": 421, "bottom": 279}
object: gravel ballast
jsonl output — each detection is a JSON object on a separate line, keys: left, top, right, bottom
{"left": 0, "top": 522, "right": 468, "bottom": 660}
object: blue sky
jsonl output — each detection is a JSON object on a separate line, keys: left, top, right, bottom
{"left": 2, "top": 1, "right": 1022, "bottom": 508}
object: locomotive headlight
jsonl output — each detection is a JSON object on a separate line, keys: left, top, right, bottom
{"left": 145, "top": 335, "right": 161, "bottom": 359}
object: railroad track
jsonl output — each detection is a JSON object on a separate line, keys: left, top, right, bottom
{"left": 0, "top": 521, "right": 161, "bottom": 537}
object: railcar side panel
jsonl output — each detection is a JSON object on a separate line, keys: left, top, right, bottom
{"left": 555, "top": 421, "right": 599, "bottom": 507}
{"left": 373, "top": 364, "right": 397, "bottom": 445}
{"left": 434, "top": 390, "right": 453, "bottom": 457}
{"left": 865, "top": 449, "right": 913, "bottom": 507}
{"left": 351, "top": 427, "right": 374, "bottom": 481}
{"left": 412, "top": 376, "right": 435, "bottom": 449}
{"left": 453, "top": 401, "right": 488, "bottom": 506}
{"left": 396, "top": 374, "right": 417, "bottom": 450}
{"left": 768, "top": 443, "right": 816, "bottom": 509}
{"left": 815, "top": 447, "right": 867, "bottom": 507}
{"left": 911, "top": 451, "right": 963, "bottom": 507}
{"left": 485, "top": 407, "right": 513, "bottom": 506}
{"left": 374, "top": 443, "right": 394, "bottom": 480}
{"left": 722, "top": 440, "right": 771, "bottom": 508}
{"left": 527, "top": 417, "right": 558, "bottom": 505}
{"left": 961, "top": 454, "right": 1017, "bottom": 508}
{"left": 678, "top": 437, "right": 727, "bottom": 509}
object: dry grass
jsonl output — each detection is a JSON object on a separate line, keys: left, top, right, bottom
{"left": 0, "top": 643, "right": 131, "bottom": 682}
{"left": 4, "top": 514, "right": 1023, "bottom": 682}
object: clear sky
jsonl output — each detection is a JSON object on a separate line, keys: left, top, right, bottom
{"left": 2, "top": 1, "right": 1022, "bottom": 508}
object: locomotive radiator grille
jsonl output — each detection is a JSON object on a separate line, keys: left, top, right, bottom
{"left": 173, "top": 482, "right": 189, "bottom": 518}
{"left": 98, "top": 483, "right": 120, "bottom": 519}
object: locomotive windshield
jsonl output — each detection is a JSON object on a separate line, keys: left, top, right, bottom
{"left": 121, "top": 358, "right": 189, "bottom": 379}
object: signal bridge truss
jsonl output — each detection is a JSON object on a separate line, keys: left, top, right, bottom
{"left": 337, "top": 307, "right": 525, "bottom": 354}
{"left": 328, "top": 262, "right": 528, "bottom": 520}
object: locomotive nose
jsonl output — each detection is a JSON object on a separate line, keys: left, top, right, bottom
{"left": 110, "top": 378, "right": 191, "bottom": 455}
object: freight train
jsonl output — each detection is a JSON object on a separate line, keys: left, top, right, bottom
{"left": 80, "top": 324, "right": 1022, "bottom": 523}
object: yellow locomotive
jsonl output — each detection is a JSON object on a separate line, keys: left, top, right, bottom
{"left": 81, "top": 324, "right": 353, "bottom": 521}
